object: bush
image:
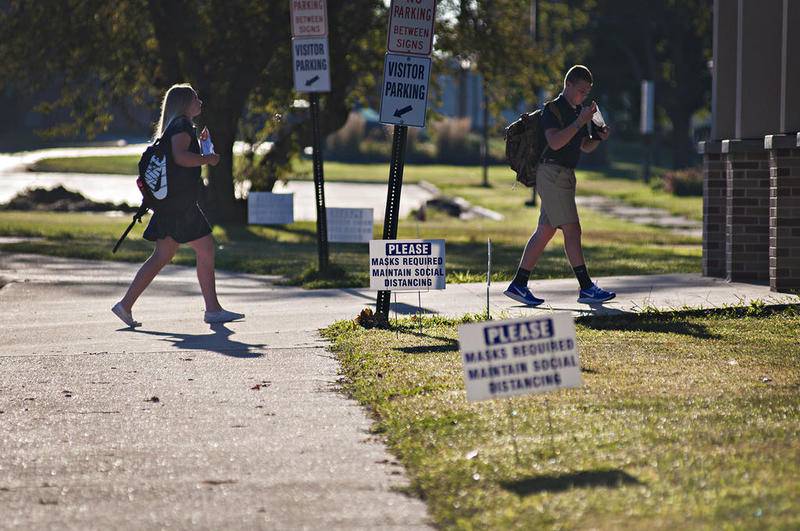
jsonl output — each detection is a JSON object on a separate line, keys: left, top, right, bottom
{"left": 325, "top": 112, "right": 366, "bottom": 161}
{"left": 661, "top": 167, "right": 703, "bottom": 196}
{"left": 431, "top": 117, "right": 481, "bottom": 164}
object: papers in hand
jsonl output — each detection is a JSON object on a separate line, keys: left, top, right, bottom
{"left": 201, "top": 130, "right": 215, "bottom": 155}
{"left": 592, "top": 106, "right": 606, "bottom": 129}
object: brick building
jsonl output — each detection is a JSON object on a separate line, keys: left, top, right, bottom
{"left": 699, "top": 0, "right": 799, "bottom": 292}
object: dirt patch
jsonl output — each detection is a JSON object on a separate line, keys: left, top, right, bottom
{"left": 1, "top": 185, "right": 137, "bottom": 213}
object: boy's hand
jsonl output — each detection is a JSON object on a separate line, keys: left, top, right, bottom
{"left": 205, "top": 153, "right": 220, "bottom": 166}
{"left": 199, "top": 126, "right": 210, "bottom": 141}
{"left": 596, "top": 125, "right": 610, "bottom": 141}
{"left": 578, "top": 101, "right": 598, "bottom": 125}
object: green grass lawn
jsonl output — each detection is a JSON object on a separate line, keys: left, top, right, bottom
{"left": 29, "top": 156, "right": 701, "bottom": 221}
{"left": 29, "top": 155, "right": 142, "bottom": 175}
{"left": 0, "top": 194, "right": 699, "bottom": 288}
{"left": 7, "top": 158, "right": 701, "bottom": 287}
{"left": 323, "top": 305, "right": 800, "bottom": 529}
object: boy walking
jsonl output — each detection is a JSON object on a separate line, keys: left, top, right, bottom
{"left": 505, "top": 65, "right": 616, "bottom": 306}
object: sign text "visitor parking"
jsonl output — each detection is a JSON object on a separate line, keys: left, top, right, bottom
{"left": 379, "top": 54, "right": 431, "bottom": 127}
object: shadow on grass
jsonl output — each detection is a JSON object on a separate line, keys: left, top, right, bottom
{"left": 397, "top": 340, "right": 459, "bottom": 354}
{"left": 389, "top": 301, "right": 436, "bottom": 315}
{"left": 501, "top": 469, "right": 642, "bottom": 496}
{"left": 132, "top": 323, "right": 267, "bottom": 358}
{"left": 579, "top": 315, "right": 720, "bottom": 339}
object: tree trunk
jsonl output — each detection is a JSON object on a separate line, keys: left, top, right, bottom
{"left": 203, "top": 107, "right": 245, "bottom": 224}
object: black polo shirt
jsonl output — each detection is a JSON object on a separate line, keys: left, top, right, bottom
{"left": 540, "top": 94, "right": 589, "bottom": 169}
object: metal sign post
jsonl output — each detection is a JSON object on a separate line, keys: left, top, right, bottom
{"left": 376, "top": 0, "right": 436, "bottom": 321}
{"left": 310, "top": 92, "right": 329, "bottom": 272}
{"left": 486, "top": 238, "right": 492, "bottom": 320}
{"left": 376, "top": 125, "right": 409, "bottom": 317}
{"left": 291, "top": 1, "right": 331, "bottom": 273}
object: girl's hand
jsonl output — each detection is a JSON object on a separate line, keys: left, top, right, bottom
{"left": 205, "top": 153, "right": 220, "bottom": 166}
{"left": 199, "top": 126, "right": 209, "bottom": 141}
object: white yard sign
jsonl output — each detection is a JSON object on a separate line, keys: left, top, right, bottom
{"left": 369, "top": 239, "right": 445, "bottom": 291}
{"left": 292, "top": 37, "right": 331, "bottom": 93}
{"left": 247, "top": 192, "right": 294, "bottom": 225}
{"left": 327, "top": 207, "right": 373, "bottom": 243}
{"left": 387, "top": 0, "right": 436, "bottom": 56}
{"left": 379, "top": 53, "right": 431, "bottom": 128}
{"left": 290, "top": 0, "right": 328, "bottom": 37}
{"left": 459, "top": 314, "right": 583, "bottom": 402}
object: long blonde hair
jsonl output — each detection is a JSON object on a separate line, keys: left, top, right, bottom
{"left": 153, "top": 83, "right": 196, "bottom": 140}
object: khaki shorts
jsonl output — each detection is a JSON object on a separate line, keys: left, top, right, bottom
{"left": 536, "top": 163, "right": 579, "bottom": 227}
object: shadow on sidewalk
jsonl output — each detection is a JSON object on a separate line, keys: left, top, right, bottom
{"left": 500, "top": 469, "right": 642, "bottom": 496}
{"left": 134, "top": 323, "right": 267, "bottom": 358}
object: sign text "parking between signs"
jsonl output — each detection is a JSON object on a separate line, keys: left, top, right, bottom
{"left": 291, "top": 0, "right": 327, "bottom": 37}
{"left": 387, "top": 0, "right": 436, "bottom": 56}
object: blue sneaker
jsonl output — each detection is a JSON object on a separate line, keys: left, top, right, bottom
{"left": 577, "top": 283, "right": 616, "bottom": 304}
{"left": 503, "top": 283, "right": 545, "bottom": 306}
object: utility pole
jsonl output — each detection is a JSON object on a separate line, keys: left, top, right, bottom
{"left": 525, "top": 0, "right": 541, "bottom": 207}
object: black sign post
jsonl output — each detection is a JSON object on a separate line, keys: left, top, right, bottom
{"left": 375, "top": 0, "right": 436, "bottom": 322}
{"left": 291, "top": 0, "right": 331, "bottom": 274}
{"left": 310, "top": 92, "right": 329, "bottom": 273}
{"left": 376, "top": 125, "right": 408, "bottom": 319}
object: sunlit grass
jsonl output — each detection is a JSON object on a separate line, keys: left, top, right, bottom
{"left": 323, "top": 306, "right": 800, "bottom": 529}
{"left": 6, "top": 158, "right": 701, "bottom": 287}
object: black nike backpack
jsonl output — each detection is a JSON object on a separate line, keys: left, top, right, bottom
{"left": 112, "top": 137, "right": 171, "bottom": 253}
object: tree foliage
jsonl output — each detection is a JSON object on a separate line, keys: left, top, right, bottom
{"left": 0, "top": 0, "right": 712, "bottom": 216}
{"left": 434, "top": 0, "right": 592, "bottom": 122}
{"left": 583, "top": 0, "right": 712, "bottom": 168}
{"left": 0, "top": 0, "right": 385, "bottom": 222}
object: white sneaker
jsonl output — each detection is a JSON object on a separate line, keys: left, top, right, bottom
{"left": 112, "top": 302, "right": 141, "bottom": 328}
{"left": 204, "top": 309, "right": 245, "bottom": 323}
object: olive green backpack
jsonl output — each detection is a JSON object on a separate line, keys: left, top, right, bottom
{"left": 504, "top": 102, "right": 562, "bottom": 187}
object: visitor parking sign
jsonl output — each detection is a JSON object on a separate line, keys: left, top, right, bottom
{"left": 459, "top": 314, "right": 583, "bottom": 402}
{"left": 379, "top": 53, "right": 431, "bottom": 128}
{"left": 292, "top": 37, "right": 331, "bottom": 93}
{"left": 369, "top": 239, "right": 445, "bottom": 291}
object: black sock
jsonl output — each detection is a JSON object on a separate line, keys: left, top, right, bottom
{"left": 512, "top": 267, "right": 531, "bottom": 286}
{"left": 573, "top": 265, "right": 593, "bottom": 290}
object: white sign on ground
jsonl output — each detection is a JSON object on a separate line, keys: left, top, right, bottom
{"left": 458, "top": 313, "right": 582, "bottom": 402}
{"left": 290, "top": 0, "right": 328, "bottom": 37}
{"left": 292, "top": 37, "right": 331, "bottom": 92}
{"left": 379, "top": 53, "right": 431, "bottom": 128}
{"left": 369, "top": 239, "right": 445, "bottom": 291}
{"left": 387, "top": 0, "right": 436, "bottom": 56}
{"left": 248, "top": 192, "right": 294, "bottom": 225}
{"left": 327, "top": 207, "right": 374, "bottom": 243}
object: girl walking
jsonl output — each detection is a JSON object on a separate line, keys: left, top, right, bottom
{"left": 112, "top": 83, "right": 244, "bottom": 327}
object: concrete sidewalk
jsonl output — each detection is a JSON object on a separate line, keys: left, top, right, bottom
{"left": 1, "top": 252, "right": 797, "bottom": 529}
{"left": 0, "top": 253, "right": 431, "bottom": 530}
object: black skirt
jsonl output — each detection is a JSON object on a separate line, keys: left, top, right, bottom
{"left": 143, "top": 203, "right": 212, "bottom": 244}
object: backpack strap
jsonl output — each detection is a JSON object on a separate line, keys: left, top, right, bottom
{"left": 540, "top": 101, "right": 563, "bottom": 160}
{"left": 548, "top": 102, "right": 564, "bottom": 129}
{"left": 112, "top": 203, "right": 149, "bottom": 254}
